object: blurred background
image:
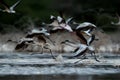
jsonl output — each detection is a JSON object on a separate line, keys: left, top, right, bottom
{"left": 0, "top": 1, "right": 120, "bottom": 78}
{"left": 0, "top": 0, "right": 120, "bottom": 33}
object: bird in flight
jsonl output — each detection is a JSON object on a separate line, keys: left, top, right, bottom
{"left": 61, "top": 36, "right": 99, "bottom": 62}
{"left": 76, "top": 22, "right": 96, "bottom": 37}
{"left": 0, "top": 0, "right": 21, "bottom": 13}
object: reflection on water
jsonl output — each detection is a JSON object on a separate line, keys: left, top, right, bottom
{"left": 0, "top": 74, "right": 120, "bottom": 80}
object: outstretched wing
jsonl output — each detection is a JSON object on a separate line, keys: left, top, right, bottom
{"left": 10, "top": 0, "right": 21, "bottom": 10}
{"left": 66, "top": 17, "right": 73, "bottom": 24}
{"left": 73, "top": 47, "right": 87, "bottom": 57}
{"left": 58, "top": 11, "right": 66, "bottom": 23}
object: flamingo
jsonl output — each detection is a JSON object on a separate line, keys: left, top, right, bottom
{"left": 61, "top": 34, "right": 99, "bottom": 62}
{"left": 25, "top": 28, "right": 56, "bottom": 59}
{"left": 76, "top": 22, "right": 96, "bottom": 37}
{"left": 0, "top": 0, "right": 21, "bottom": 13}
{"left": 44, "top": 15, "right": 73, "bottom": 32}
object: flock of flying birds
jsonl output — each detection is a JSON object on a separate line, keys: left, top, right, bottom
{"left": 0, "top": 0, "right": 119, "bottom": 61}
{"left": 12, "top": 14, "right": 99, "bottom": 61}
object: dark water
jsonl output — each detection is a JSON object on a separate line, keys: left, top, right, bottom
{"left": 0, "top": 53, "right": 120, "bottom": 80}
{"left": 0, "top": 74, "right": 120, "bottom": 80}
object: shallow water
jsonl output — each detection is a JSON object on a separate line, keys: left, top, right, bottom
{"left": 0, "top": 52, "right": 120, "bottom": 80}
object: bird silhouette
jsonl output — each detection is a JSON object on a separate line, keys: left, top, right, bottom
{"left": 0, "top": 0, "right": 21, "bottom": 13}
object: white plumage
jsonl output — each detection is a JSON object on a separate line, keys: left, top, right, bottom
{"left": 0, "top": 0, "right": 21, "bottom": 13}
{"left": 76, "top": 22, "right": 96, "bottom": 29}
